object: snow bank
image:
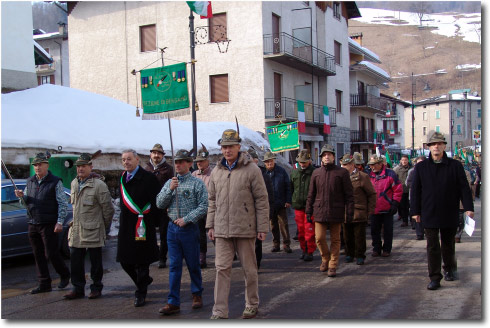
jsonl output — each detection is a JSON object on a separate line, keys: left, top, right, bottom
{"left": 1, "top": 85, "right": 270, "bottom": 155}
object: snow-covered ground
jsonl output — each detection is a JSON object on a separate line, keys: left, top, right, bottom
{"left": 354, "top": 8, "right": 481, "bottom": 43}
{"left": 1, "top": 85, "right": 270, "bottom": 155}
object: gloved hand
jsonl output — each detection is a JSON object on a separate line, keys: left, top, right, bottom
{"left": 306, "top": 214, "right": 312, "bottom": 223}
{"left": 388, "top": 200, "right": 399, "bottom": 216}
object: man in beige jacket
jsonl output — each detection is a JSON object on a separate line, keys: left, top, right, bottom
{"left": 206, "top": 129, "right": 269, "bottom": 319}
{"left": 64, "top": 153, "right": 114, "bottom": 300}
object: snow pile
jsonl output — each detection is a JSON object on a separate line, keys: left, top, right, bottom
{"left": 1, "top": 85, "right": 270, "bottom": 155}
{"left": 455, "top": 63, "right": 481, "bottom": 71}
{"left": 354, "top": 8, "right": 481, "bottom": 43}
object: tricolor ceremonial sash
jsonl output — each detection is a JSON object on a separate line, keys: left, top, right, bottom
{"left": 120, "top": 174, "right": 151, "bottom": 241}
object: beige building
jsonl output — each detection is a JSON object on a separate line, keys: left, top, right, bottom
{"left": 67, "top": 1, "right": 361, "bottom": 166}
{"left": 404, "top": 90, "right": 482, "bottom": 152}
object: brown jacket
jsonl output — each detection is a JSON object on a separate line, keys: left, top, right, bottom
{"left": 306, "top": 163, "right": 354, "bottom": 223}
{"left": 206, "top": 152, "right": 269, "bottom": 238}
{"left": 192, "top": 165, "right": 212, "bottom": 190}
{"left": 349, "top": 170, "right": 377, "bottom": 222}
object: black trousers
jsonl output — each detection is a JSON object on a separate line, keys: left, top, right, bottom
{"left": 398, "top": 193, "right": 410, "bottom": 222}
{"left": 70, "top": 247, "right": 103, "bottom": 294}
{"left": 343, "top": 222, "right": 367, "bottom": 259}
{"left": 28, "top": 223, "right": 70, "bottom": 287}
{"left": 198, "top": 218, "right": 207, "bottom": 254}
{"left": 158, "top": 213, "right": 169, "bottom": 262}
{"left": 120, "top": 262, "right": 152, "bottom": 297}
{"left": 425, "top": 227, "right": 458, "bottom": 282}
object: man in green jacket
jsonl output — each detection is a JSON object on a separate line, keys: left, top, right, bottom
{"left": 290, "top": 150, "right": 316, "bottom": 261}
{"left": 64, "top": 153, "right": 114, "bottom": 300}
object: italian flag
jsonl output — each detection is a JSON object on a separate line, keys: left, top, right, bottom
{"left": 323, "top": 106, "right": 331, "bottom": 134}
{"left": 297, "top": 100, "right": 306, "bottom": 133}
{"left": 389, "top": 129, "right": 395, "bottom": 136}
{"left": 187, "top": 1, "right": 213, "bottom": 18}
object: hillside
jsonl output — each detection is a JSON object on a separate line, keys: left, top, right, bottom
{"left": 348, "top": 9, "right": 481, "bottom": 102}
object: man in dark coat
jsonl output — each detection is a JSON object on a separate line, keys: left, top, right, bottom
{"left": 247, "top": 147, "right": 274, "bottom": 269}
{"left": 144, "top": 143, "right": 174, "bottom": 269}
{"left": 263, "top": 151, "right": 292, "bottom": 253}
{"left": 410, "top": 132, "right": 474, "bottom": 291}
{"left": 306, "top": 144, "right": 354, "bottom": 277}
{"left": 118, "top": 149, "right": 161, "bottom": 307}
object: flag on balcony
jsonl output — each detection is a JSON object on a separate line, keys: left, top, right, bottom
{"left": 381, "top": 133, "right": 385, "bottom": 146}
{"left": 323, "top": 106, "right": 331, "bottom": 134}
{"left": 297, "top": 100, "right": 306, "bottom": 133}
{"left": 187, "top": 1, "right": 213, "bottom": 18}
{"left": 389, "top": 129, "right": 395, "bottom": 136}
{"left": 386, "top": 110, "right": 391, "bottom": 117}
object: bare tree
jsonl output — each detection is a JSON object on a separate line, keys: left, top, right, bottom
{"left": 411, "top": 1, "right": 431, "bottom": 26}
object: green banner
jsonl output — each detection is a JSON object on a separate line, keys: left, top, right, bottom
{"left": 140, "top": 62, "right": 189, "bottom": 114}
{"left": 266, "top": 122, "right": 300, "bottom": 153}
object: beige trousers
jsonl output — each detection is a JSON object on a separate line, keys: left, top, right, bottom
{"left": 212, "top": 237, "right": 259, "bottom": 318}
{"left": 315, "top": 222, "right": 342, "bottom": 269}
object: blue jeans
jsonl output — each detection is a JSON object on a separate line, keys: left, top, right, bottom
{"left": 167, "top": 221, "right": 203, "bottom": 306}
{"left": 370, "top": 213, "right": 394, "bottom": 254}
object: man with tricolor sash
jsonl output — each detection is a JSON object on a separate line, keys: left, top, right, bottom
{"left": 117, "top": 149, "right": 161, "bottom": 308}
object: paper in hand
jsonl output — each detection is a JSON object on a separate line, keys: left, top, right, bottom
{"left": 464, "top": 214, "right": 476, "bottom": 237}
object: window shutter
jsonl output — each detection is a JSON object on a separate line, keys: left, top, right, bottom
{"left": 211, "top": 74, "right": 229, "bottom": 103}
{"left": 140, "top": 25, "right": 156, "bottom": 52}
{"left": 209, "top": 13, "right": 227, "bottom": 42}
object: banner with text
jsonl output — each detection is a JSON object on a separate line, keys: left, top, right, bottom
{"left": 267, "top": 122, "right": 300, "bottom": 153}
{"left": 140, "top": 62, "right": 189, "bottom": 119}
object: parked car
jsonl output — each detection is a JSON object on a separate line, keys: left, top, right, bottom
{"left": 1, "top": 179, "right": 72, "bottom": 259}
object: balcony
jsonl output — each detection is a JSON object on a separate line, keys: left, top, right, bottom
{"left": 35, "top": 62, "right": 56, "bottom": 73}
{"left": 265, "top": 97, "right": 336, "bottom": 127}
{"left": 263, "top": 33, "right": 336, "bottom": 76}
{"left": 350, "top": 130, "right": 387, "bottom": 144}
{"left": 350, "top": 93, "right": 386, "bottom": 114}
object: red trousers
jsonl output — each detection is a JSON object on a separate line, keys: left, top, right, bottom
{"left": 294, "top": 209, "right": 316, "bottom": 254}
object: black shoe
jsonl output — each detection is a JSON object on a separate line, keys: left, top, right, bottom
{"left": 30, "top": 286, "right": 52, "bottom": 294}
{"left": 58, "top": 277, "right": 70, "bottom": 289}
{"left": 304, "top": 253, "right": 313, "bottom": 261}
{"left": 416, "top": 236, "right": 424, "bottom": 240}
{"left": 63, "top": 290, "right": 85, "bottom": 300}
{"left": 283, "top": 245, "right": 292, "bottom": 253}
{"left": 427, "top": 280, "right": 441, "bottom": 290}
{"left": 134, "top": 296, "right": 146, "bottom": 307}
{"left": 444, "top": 271, "right": 455, "bottom": 281}
{"left": 158, "top": 261, "right": 166, "bottom": 269}
{"left": 271, "top": 247, "right": 280, "bottom": 252}
{"left": 299, "top": 252, "right": 305, "bottom": 260}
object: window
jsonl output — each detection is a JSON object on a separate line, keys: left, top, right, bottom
{"left": 333, "top": 2, "right": 341, "bottom": 20}
{"left": 435, "top": 125, "right": 440, "bottom": 133}
{"left": 334, "top": 41, "right": 341, "bottom": 65}
{"left": 423, "top": 112, "right": 427, "bottom": 121}
{"left": 456, "top": 109, "right": 461, "bottom": 117}
{"left": 457, "top": 125, "right": 462, "bottom": 134}
{"left": 39, "top": 75, "right": 54, "bottom": 85}
{"left": 140, "top": 24, "right": 156, "bottom": 52}
{"left": 209, "top": 13, "right": 227, "bottom": 42}
{"left": 210, "top": 74, "right": 229, "bottom": 103}
{"left": 477, "top": 109, "right": 481, "bottom": 118}
{"left": 423, "top": 127, "right": 427, "bottom": 136}
{"left": 435, "top": 110, "right": 440, "bottom": 119}
{"left": 335, "top": 89, "right": 342, "bottom": 113}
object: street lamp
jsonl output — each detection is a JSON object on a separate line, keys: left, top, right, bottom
{"left": 411, "top": 72, "right": 431, "bottom": 156}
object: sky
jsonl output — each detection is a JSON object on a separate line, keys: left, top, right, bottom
{"left": 1, "top": 84, "right": 270, "bottom": 160}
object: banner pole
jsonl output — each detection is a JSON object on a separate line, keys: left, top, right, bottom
{"left": 167, "top": 116, "right": 179, "bottom": 217}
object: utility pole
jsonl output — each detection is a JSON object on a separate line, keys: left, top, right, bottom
{"left": 189, "top": 9, "right": 197, "bottom": 157}
{"left": 411, "top": 72, "right": 415, "bottom": 156}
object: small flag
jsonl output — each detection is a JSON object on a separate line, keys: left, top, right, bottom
{"left": 323, "top": 106, "right": 331, "bottom": 134}
{"left": 386, "top": 150, "right": 392, "bottom": 167}
{"left": 386, "top": 110, "right": 391, "bottom": 117}
{"left": 381, "top": 133, "right": 385, "bottom": 145}
{"left": 297, "top": 100, "right": 306, "bottom": 133}
{"left": 187, "top": 1, "right": 213, "bottom": 18}
{"left": 390, "top": 129, "right": 395, "bottom": 136}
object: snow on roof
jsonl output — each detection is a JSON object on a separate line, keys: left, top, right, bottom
{"left": 352, "top": 60, "right": 391, "bottom": 81}
{"left": 354, "top": 8, "right": 481, "bottom": 43}
{"left": 348, "top": 38, "right": 381, "bottom": 63}
{"left": 33, "top": 31, "right": 61, "bottom": 40}
{"left": 33, "top": 40, "right": 52, "bottom": 61}
{"left": 1, "top": 85, "right": 270, "bottom": 155}
{"left": 455, "top": 63, "right": 481, "bottom": 71}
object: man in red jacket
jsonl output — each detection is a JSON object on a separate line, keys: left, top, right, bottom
{"left": 367, "top": 155, "right": 403, "bottom": 257}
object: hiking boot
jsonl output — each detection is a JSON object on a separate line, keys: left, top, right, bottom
{"left": 159, "top": 303, "right": 180, "bottom": 315}
{"left": 63, "top": 290, "right": 85, "bottom": 300}
{"left": 30, "top": 286, "right": 52, "bottom": 294}
{"left": 444, "top": 271, "right": 455, "bottom": 281}
{"left": 299, "top": 252, "right": 306, "bottom": 260}
{"left": 320, "top": 261, "right": 328, "bottom": 272}
{"left": 192, "top": 294, "right": 203, "bottom": 309}
{"left": 327, "top": 268, "right": 337, "bottom": 277}
{"left": 304, "top": 253, "right": 313, "bottom": 261}
{"left": 381, "top": 251, "right": 391, "bottom": 257}
{"left": 242, "top": 306, "right": 258, "bottom": 319}
{"left": 371, "top": 251, "right": 380, "bottom": 257}
{"left": 283, "top": 245, "right": 292, "bottom": 253}
{"left": 271, "top": 246, "right": 280, "bottom": 252}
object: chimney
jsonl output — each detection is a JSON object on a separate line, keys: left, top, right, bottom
{"left": 350, "top": 32, "right": 363, "bottom": 46}
{"left": 58, "top": 22, "right": 66, "bottom": 36}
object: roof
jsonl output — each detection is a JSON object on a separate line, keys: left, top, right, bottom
{"left": 33, "top": 31, "right": 63, "bottom": 41}
{"left": 348, "top": 38, "right": 381, "bottom": 63}
{"left": 416, "top": 93, "right": 481, "bottom": 105}
{"left": 350, "top": 60, "right": 391, "bottom": 83}
{"left": 34, "top": 40, "right": 53, "bottom": 65}
{"left": 380, "top": 93, "right": 412, "bottom": 107}
{"left": 344, "top": 2, "right": 361, "bottom": 19}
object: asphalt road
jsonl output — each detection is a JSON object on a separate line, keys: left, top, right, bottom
{"left": 1, "top": 199, "right": 482, "bottom": 319}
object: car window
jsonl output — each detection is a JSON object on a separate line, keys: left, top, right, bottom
{"left": 1, "top": 184, "right": 26, "bottom": 212}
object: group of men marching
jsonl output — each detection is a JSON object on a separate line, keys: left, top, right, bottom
{"left": 16, "top": 129, "right": 474, "bottom": 318}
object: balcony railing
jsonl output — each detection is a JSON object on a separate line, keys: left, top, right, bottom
{"left": 350, "top": 130, "right": 387, "bottom": 143}
{"left": 265, "top": 97, "right": 336, "bottom": 127}
{"left": 350, "top": 93, "right": 383, "bottom": 112}
{"left": 35, "top": 62, "right": 56, "bottom": 72}
{"left": 263, "top": 33, "right": 336, "bottom": 76}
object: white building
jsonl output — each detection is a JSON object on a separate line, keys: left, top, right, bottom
{"left": 67, "top": 1, "right": 360, "bottom": 166}
{"left": 1, "top": 1, "right": 48, "bottom": 92}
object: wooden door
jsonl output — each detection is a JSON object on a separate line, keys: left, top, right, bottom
{"left": 274, "top": 73, "right": 282, "bottom": 117}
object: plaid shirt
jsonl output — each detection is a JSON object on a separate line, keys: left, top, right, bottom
{"left": 156, "top": 172, "right": 208, "bottom": 224}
